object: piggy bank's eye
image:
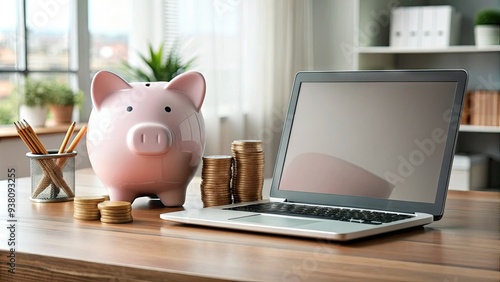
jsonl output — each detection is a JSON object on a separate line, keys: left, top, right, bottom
{"left": 165, "top": 106, "right": 171, "bottom": 113}
{"left": 126, "top": 106, "right": 133, "bottom": 112}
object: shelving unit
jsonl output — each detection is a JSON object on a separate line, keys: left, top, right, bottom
{"left": 358, "top": 45, "right": 500, "bottom": 54}
{"left": 460, "top": 125, "right": 500, "bottom": 133}
{"left": 311, "top": 0, "right": 499, "bottom": 189}
{"left": 357, "top": 0, "right": 500, "bottom": 189}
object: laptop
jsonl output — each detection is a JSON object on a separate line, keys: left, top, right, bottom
{"left": 161, "top": 69, "right": 468, "bottom": 241}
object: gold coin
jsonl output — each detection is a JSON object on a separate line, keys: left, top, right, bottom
{"left": 98, "top": 201, "right": 131, "bottom": 210}
{"left": 74, "top": 196, "right": 106, "bottom": 203}
{"left": 100, "top": 215, "right": 133, "bottom": 220}
{"left": 232, "top": 139, "right": 261, "bottom": 144}
{"left": 99, "top": 206, "right": 132, "bottom": 211}
{"left": 73, "top": 203, "right": 100, "bottom": 209}
{"left": 73, "top": 209, "right": 100, "bottom": 214}
{"left": 99, "top": 210, "right": 131, "bottom": 216}
{"left": 73, "top": 211, "right": 98, "bottom": 215}
{"left": 231, "top": 140, "right": 262, "bottom": 148}
{"left": 201, "top": 182, "right": 231, "bottom": 187}
{"left": 203, "top": 155, "right": 232, "bottom": 161}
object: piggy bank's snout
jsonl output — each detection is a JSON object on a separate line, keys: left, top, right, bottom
{"left": 127, "top": 123, "right": 172, "bottom": 155}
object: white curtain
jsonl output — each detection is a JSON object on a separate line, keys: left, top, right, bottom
{"left": 171, "top": 0, "right": 313, "bottom": 176}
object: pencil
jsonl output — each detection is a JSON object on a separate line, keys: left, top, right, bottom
{"left": 59, "top": 121, "right": 76, "bottom": 154}
{"left": 15, "top": 121, "right": 74, "bottom": 198}
{"left": 35, "top": 124, "right": 87, "bottom": 195}
{"left": 65, "top": 124, "right": 87, "bottom": 153}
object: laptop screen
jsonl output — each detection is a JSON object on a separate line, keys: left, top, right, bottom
{"left": 271, "top": 70, "right": 468, "bottom": 217}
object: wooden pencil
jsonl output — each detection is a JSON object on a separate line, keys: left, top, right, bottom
{"left": 36, "top": 124, "right": 87, "bottom": 195}
{"left": 15, "top": 121, "right": 74, "bottom": 198}
{"left": 59, "top": 121, "right": 76, "bottom": 154}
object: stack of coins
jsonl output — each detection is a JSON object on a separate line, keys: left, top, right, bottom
{"left": 200, "top": 155, "right": 233, "bottom": 207}
{"left": 231, "top": 140, "right": 264, "bottom": 203}
{"left": 98, "top": 201, "right": 133, "bottom": 224}
{"left": 73, "top": 196, "right": 105, "bottom": 221}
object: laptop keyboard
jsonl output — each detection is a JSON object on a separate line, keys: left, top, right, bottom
{"left": 224, "top": 202, "right": 414, "bottom": 225}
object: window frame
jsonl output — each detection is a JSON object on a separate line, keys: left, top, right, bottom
{"left": 0, "top": 0, "right": 91, "bottom": 126}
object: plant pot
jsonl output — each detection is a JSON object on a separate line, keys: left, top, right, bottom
{"left": 49, "top": 105, "right": 74, "bottom": 125}
{"left": 19, "top": 105, "right": 47, "bottom": 127}
{"left": 475, "top": 25, "right": 500, "bottom": 46}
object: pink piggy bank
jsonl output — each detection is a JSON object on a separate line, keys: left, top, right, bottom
{"left": 87, "top": 70, "right": 206, "bottom": 206}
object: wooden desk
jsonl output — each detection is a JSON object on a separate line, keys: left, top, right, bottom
{"left": 1, "top": 168, "right": 499, "bottom": 281}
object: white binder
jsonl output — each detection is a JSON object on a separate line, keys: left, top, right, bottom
{"left": 390, "top": 5, "right": 461, "bottom": 48}
{"left": 407, "top": 7, "right": 421, "bottom": 48}
{"left": 420, "top": 6, "right": 436, "bottom": 48}
{"left": 433, "top": 6, "right": 461, "bottom": 47}
{"left": 390, "top": 7, "right": 406, "bottom": 47}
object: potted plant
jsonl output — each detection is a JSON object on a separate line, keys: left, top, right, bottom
{"left": 122, "top": 41, "right": 194, "bottom": 82}
{"left": 474, "top": 9, "right": 500, "bottom": 46}
{"left": 18, "top": 79, "right": 50, "bottom": 127}
{"left": 0, "top": 96, "right": 17, "bottom": 125}
{"left": 47, "top": 82, "right": 83, "bottom": 125}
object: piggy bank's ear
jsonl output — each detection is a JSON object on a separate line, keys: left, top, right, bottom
{"left": 165, "top": 71, "right": 206, "bottom": 112}
{"left": 91, "top": 70, "right": 132, "bottom": 112}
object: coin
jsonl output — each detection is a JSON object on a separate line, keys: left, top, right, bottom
{"left": 74, "top": 196, "right": 106, "bottom": 203}
{"left": 231, "top": 140, "right": 264, "bottom": 203}
{"left": 97, "top": 201, "right": 131, "bottom": 210}
{"left": 73, "top": 196, "right": 106, "bottom": 221}
{"left": 200, "top": 155, "right": 233, "bottom": 207}
{"left": 98, "top": 200, "right": 133, "bottom": 224}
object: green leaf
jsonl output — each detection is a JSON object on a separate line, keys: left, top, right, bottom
{"left": 121, "top": 40, "right": 195, "bottom": 82}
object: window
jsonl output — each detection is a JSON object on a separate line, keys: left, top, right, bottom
{"left": 0, "top": 0, "right": 22, "bottom": 125}
{"left": 89, "top": 0, "right": 130, "bottom": 74}
{"left": 26, "top": 0, "right": 71, "bottom": 70}
{"left": 0, "top": 0, "right": 85, "bottom": 126}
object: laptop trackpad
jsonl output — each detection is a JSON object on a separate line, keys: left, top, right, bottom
{"left": 229, "top": 214, "right": 318, "bottom": 227}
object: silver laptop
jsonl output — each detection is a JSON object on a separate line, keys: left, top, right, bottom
{"left": 161, "top": 69, "right": 468, "bottom": 241}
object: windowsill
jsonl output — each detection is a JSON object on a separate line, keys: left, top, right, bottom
{"left": 0, "top": 122, "right": 87, "bottom": 139}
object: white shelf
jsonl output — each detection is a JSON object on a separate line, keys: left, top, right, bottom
{"left": 358, "top": 45, "right": 500, "bottom": 54}
{"left": 459, "top": 125, "right": 500, "bottom": 133}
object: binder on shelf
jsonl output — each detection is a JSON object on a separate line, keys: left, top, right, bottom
{"left": 407, "top": 7, "right": 421, "bottom": 48}
{"left": 389, "top": 7, "right": 406, "bottom": 48}
{"left": 390, "top": 5, "right": 461, "bottom": 48}
{"left": 420, "top": 6, "right": 435, "bottom": 48}
{"left": 433, "top": 5, "right": 461, "bottom": 48}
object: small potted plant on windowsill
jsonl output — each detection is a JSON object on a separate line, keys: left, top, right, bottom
{"left": 18, "top": 79, "right": 50, "bottom": 127}
{"left": 475, "top": 9, "right": 500, "bottom": 47}
{"left": 47, "top": 82, "right": 84, "bottom": 125}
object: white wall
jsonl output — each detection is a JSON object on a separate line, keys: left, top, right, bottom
{"left": 311, "top": 0, "right": 357, "bottom": 70}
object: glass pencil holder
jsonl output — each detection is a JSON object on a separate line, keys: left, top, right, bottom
{"left": 27, "top": 150, "right": 77, "bottom": 203}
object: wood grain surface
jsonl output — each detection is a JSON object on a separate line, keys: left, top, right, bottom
{"left": 0, "top": 168, "right": 499, "bottom": 281}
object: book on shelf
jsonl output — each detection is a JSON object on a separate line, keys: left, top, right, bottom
{"left": 461, "top": 90, "right": 500, "bottom": 126}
